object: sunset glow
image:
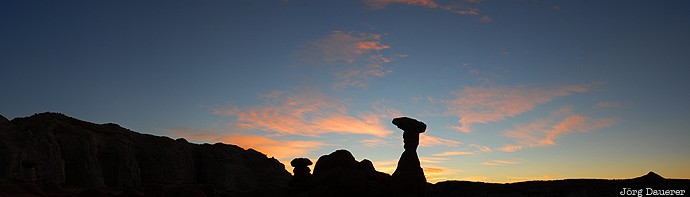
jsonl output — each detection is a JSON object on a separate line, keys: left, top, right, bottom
{"left": 2, "top": 0, "right": 689, "bottom": 183}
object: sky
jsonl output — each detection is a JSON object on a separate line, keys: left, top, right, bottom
{"left": 2, "top": 0, "right": 690, "bottom": 183}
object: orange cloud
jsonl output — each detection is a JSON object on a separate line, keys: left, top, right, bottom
{"left": 360, "top": 138, "right": 391, "bottom": 147}
{"left": 542, "top": 115, "right": 619, "bottom": 145}
{"left": 313, "top": 113, "right": 393, "bottom": 137}
{"left": 483, "top": 160, "right": 520, "bottom": 166}
{"left": 357, "top": 41, "right": 391, "bottom": 50}
{"left": 432, "top": 151, "right": 476, "bottom": 156}
{"left": 445, "top": 84, "right": 597, "bottom": 133}
{"left": 220, "top": 134, "right": 325, "bottom": 159}
{"left": 299, "top": 31, "right": 393, "bottom": 88}
{"left": 429, "top": 143, "right": 493, "bottom": 156}
{"left": 363, "top": 0, "right": 483, "bottom": 17}
{"left": 169, "top": 130, "right": 325, "bottom": 160}
{"left": 214, "top": 90, "right": 398, "bottom": 138}
{"left": 501, "top": 107, "right": 619, "bottom": 152}
{"left": 423, "top": 166, "right": 462, "bottom": 183}
{"left": 419, "top": 157, "right": 449, "bottom": 164}
{"left": 541, "top": 115, "right": 588, "bottom": 145}
{"left": 497, "top": 144, "right": 524, "bottom": 152}
{"left": 424, "top": 167, "right": 446, "bottom": 173}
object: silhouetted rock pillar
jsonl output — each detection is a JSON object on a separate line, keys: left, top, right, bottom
{"left": 392, "top": 117, "right": 427, "bottom": 197}
{"left": 289, "top": 158, "right": 313, "bottom": 192}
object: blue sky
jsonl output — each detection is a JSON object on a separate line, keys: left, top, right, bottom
{"left": 2, "top": 0, "right": 689, "bottom": 182}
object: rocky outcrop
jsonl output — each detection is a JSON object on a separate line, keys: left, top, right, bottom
{"left": 0, "top": 112, "right": 290, "bottom": 196}
{"left": 0, "top": 113, "right": 65, "bottom": 188}
{"left": 0, "top": 115, "right": 8, "bottom": 124}
{"left": 294, "top": 149, "right": 392, "bottom": 197}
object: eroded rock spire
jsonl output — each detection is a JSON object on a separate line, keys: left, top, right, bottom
{"left": 391, "top": 117, "right": 427, "bottom": 197}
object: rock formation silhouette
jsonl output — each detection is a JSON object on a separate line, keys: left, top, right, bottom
{"left": 4, "top": 112, "right": 689, "bottom": 196}
{"left": 392, "top": 117, "right": 427, "bottom": 197}
{"left": 289, "top": 157, "right": 312, "bottom": 193}
{"left": 290, "top": 149, "right": 392, "bottom": 197}
{"left": 0, "top": 112, "right": 290, "bottom": 196}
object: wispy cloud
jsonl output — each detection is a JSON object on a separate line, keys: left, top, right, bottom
{"left": 298, "top": 31, "right": 394, "bottom": 88}
{"left": 360, "top": 138, "right": 391, "bottom": 147}
{"left": 430, "top": 143, "right": 492, "bottom": 156}
{"left": 500, "top": 106, "right": 619, "bottom": 152}
{"left": 420, "top": 134, "right": 463, "bottom": 147}
{"left": 483, "top": 159, "right": 520, "bottom": 166}
{"left": 469, "top": 144, "right": 493, "bottom": 153}
{"left": 169, "top": 130, "right": 325, "bottom": 160}
{"left": 432, "top": 151, "right": 476, "bottom": 156}
{"left": 444, "top": 83, "right": 598, "bottom": 133}
{"left": 497, "top": 144, "right": 524, "bottom": 152}
{"left": 363, "top": 0, "right": 490, "bottom": 22}
{"left": 213, "top": 90, "right": 398, "bottom": 137}
{"left": 419, "top": 156, "right": 449, "bottom": 164}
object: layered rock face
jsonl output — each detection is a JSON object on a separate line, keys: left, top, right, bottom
{"left": 0, "top": 112, "right": 290, "bottom": 195}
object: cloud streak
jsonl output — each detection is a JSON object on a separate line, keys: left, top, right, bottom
{"left": 299, "top": 31, "right": 394, "bottom": 88}
{"left": 500, "top": 106, "right": 619, "bottom": 152}
{"left": 420, "top": 134, "right": 463, "bottom": 147}
{"left": 424, "top": 166, "right": 462, "bottom": 183}
{"left": 483, "top": 160, "right": 520, "bottom": 166}
{"left": 432, "top": 151, "right": 476, "bottom": 156}
{"left": 444, "top": 84, "right": 598, "bottom": 133}
{"left": 469, "top": 144, "right": 493, "bottom": 153}
{"left": 497, "top": 144, "right": 523, "bottom": 152}
{"left": 213, "top": 90, "right": 398, "bottom": 138}
{"left": 431, "top": 144, "right": 493, "bottom": 156}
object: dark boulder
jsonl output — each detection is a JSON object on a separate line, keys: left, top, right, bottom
{"left": 303, "top": 149, "right": 391, "bottom": 197}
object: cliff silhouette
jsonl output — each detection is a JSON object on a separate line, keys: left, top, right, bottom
{"left": 0, "top": 112, "right": 290, "bottom": 196}
{"left": 1, "top": 113, "right": 688, "bottom": 197}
